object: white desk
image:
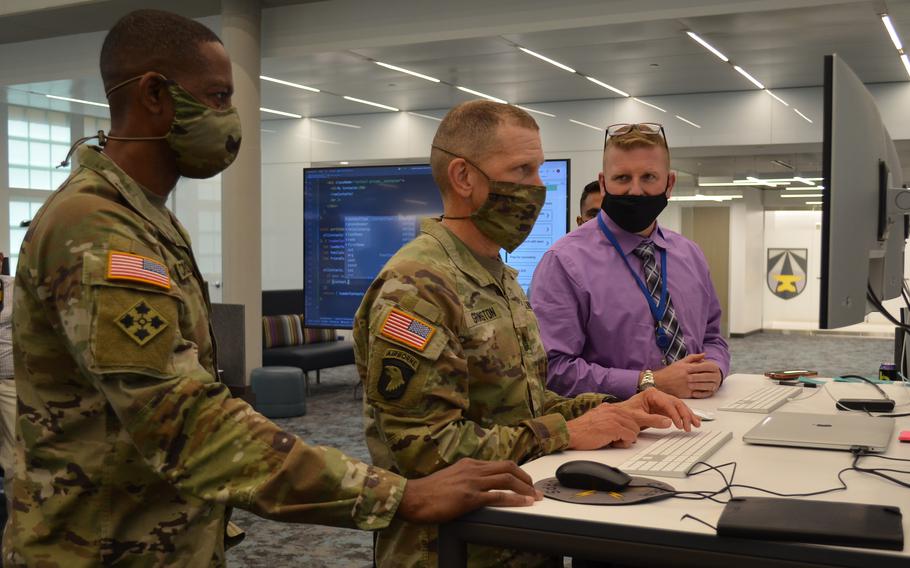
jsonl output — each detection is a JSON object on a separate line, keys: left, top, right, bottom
{"left": 438, "top": 374, "right": 910, "bottom": 567}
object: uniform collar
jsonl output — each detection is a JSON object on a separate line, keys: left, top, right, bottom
{"left": 599, "top": 210, "right": 671, "bottom": 254}
{"left": 75, "top": 145, "right": 189, "bottom": 248}
{"left": 420, "top": 218, "right": 517, "bottom": 288}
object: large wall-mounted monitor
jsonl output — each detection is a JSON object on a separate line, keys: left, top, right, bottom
{"left": 303, "top": 160, "right": 571, "bottom": 328}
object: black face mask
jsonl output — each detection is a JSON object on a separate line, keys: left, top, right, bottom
{"left": 600, "top": 184, "right": 669, "bottom": 234}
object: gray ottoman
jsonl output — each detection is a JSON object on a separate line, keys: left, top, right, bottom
{"left": 250, "top": 366, "right": 307, "bottom": 418}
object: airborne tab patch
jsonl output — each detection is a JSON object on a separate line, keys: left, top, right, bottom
{"left": 107, "top": 251, "right": 171, "bottom": 290}
{"left": 380, "top": 308, "right": 436, "bottom": 352}
{"left": 115, "top": 299, "right": 169, "bottom": 346}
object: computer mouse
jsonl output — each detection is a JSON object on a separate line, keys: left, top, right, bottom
{"left": 691, "top": 408, "right": 715, "bottom": 421}
{"left": 555, "top": 460, "right": 631, "bottom": 492}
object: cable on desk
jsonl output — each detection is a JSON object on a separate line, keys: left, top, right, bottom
{"left": 789, "top": 387, "right": 824, "bottom": 402}
{"left": 680, "top": 514, "right": 716, "bottom": 531}
{"left": 837, "top": 374, "right": 891, "bottom": 399}
{"left": 852, "top": 451, "right": 910, "bottom": 489}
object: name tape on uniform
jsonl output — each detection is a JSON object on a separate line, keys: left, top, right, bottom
{"left": 107, "top": 251, "right": 171, "bottom": 290}
{"left": 380, "top": 308, "right": 436, "bottom": 351}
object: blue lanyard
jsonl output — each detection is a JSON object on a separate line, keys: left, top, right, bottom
{"left": 597, "top": 213, "right": 668, "bottom": 323}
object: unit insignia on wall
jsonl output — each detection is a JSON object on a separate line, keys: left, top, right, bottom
{"left": 767, "top": 248, "right": 808, "bottom": 299}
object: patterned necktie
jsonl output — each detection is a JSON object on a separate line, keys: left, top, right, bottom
{"left": 632, "top": 240, "right": 688, "bottom": 364}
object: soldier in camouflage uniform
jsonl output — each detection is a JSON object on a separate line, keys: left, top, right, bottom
{"left": 5, "top": 10, "right": 538, "bottom": 567}
{"left": 356, "top": 101, "right": 699, "bottom": 567}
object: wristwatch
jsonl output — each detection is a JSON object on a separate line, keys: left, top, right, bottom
{"left": 638, "top": 369, "right": 656, "bottom": 392}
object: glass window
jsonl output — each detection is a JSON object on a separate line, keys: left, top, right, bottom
{"left": 7, "top": 105, "right": 71, "bottom": 190}
{"left": 84, "top": 116, "right": 111, "bottom": 138}
{"left": 7, "top": 107, "right": 28, "bottom": 138}
{"left": 8, "top": 199, "right": 47, "bottom": 274}
{"left": 8, "top": 139, "right": 28, "bottom": 166}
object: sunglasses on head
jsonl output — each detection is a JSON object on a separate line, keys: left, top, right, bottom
{"left": 604, "top": 123, "right": 668, "bottom": 148}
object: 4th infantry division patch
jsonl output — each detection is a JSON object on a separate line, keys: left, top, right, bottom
{"left": 115, "top": 299, "right": 169, "bottom": 346}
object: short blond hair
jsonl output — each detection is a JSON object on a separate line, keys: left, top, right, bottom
{"left": 605, "top": 128, "right": 670, "bottom": 166}
{"left": 431, "top": 100, "right": 538, "bottom": 194}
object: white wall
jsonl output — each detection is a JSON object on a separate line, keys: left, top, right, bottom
{"left": 762, "top": 210, "right": 822, "bottom": 329}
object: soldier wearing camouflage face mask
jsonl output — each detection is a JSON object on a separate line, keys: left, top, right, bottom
{"left": 355, "top": 100, "right": 701, "bottom": 568}
{"left": 5, "top": 10, "right": 541, "bottom": 567}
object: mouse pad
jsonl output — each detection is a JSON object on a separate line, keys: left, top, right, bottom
{"left": 536, "top": 476, "right": 675, "bottom": 505}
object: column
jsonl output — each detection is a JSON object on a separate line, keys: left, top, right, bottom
{"left": 220, "top": 0, "right": 262, "bottom": 381}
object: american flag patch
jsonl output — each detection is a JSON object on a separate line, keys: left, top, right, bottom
{"left": 106, "top": 252, "right": 171, "bottom": 290}
{"left": 380, "top": 308, "right": 436, "bottom": 351}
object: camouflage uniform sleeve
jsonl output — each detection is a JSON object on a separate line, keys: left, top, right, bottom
{"left": 360, "top": 264, "right": 570, "bottom": 477}
{"left": 540, "top": 390, "right": 617, "bottom": 420}
{"left": 32, "top": 198, "right": 405, "bottom": 530}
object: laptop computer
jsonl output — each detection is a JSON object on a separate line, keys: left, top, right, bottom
{"left": 743, "top": 412, "right": 895, "bottom": 453}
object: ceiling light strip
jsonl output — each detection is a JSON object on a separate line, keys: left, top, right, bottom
{"left": 805, "top": 201, "right": 823, "bottom": 205}
{"left": 516, "top": 105, "right": 556, "bottom": 117}
{"left": 569, "top": 119, "right": 603, "bottom": 131}
{"left": 675, "top": 115, "right": 701, "bottom": 128}
{"left": 781, "top": 193, "right": 823, "bottom": 198}
{"left": 45, "top": 94, "right": 109, "bottom": 108}
{"left": 374, "top": 61, "right": 440, "bottom": 83}
{"left": 632, "top": 97, "right": 666, "bottom": 112}
{"left": 311, "top": 118, "right": 361, "bottom": 128}
{"left": 342, "top": 95, "right": 400, "bottom": 111}
{"left": 585, "top": 76, "right": 630, "bottom": 97}
{"left": 765, "top": 89, "right": 789, "bottom": 107}
{"left": 733, "top": 65, "right": 765, "bottom": 89}
{"left": 793, "top": 108, "right": 814, "bottom": 123}
{"left": 670, "top": 194, "right": 743, "bottom": 202}
{"left": 882, "top": 14, "right": 903, "bottom": 51}
{"left": 685, "top": 31, "right": 729, "bottom": 62}
{"left": 902, "top": 54, "right": 910, "bottom": 79}
{"left": 260, "top": 75, "right": 320, "bottom": 92}
{"left": 456, "top": 86, "right": 508, "bottom": 103}
{"left": 407, "top": 111, "right": 442, "bottom": 122}
{"left": 260, "top": 107, "right": 302, "bottom": 118}
{"left": 518, "top": 47, "right": 577, "bottom": 73}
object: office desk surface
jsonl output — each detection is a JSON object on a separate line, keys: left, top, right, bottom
{"left": 438, "top": 374, "right": 910, "bottom": 567}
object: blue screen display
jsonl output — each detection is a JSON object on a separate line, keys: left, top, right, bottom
{"left": 303, "top": 160, "right": 570, "bottom": 328}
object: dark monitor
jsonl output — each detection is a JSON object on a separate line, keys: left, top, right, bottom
{"left": 303, "top": 160, "right": 571, "bottom": 329}
{"left": 820, "top": 54, "right": 907, "bottom": 329}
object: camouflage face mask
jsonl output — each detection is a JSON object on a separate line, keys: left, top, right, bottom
{"left": 100, "top": 74, "right": 242, "bottom": 179}
{"left": 469, "top": 181, "right": 547, "bottom": 253}
{"left": 433, "top": 146, "right": 547, "bottom": 253}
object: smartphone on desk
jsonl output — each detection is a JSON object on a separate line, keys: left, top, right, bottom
{"left": 765, "top": 369, "right": 818, "bottom": 380}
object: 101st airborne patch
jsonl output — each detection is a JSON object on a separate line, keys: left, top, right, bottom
{"left": 115, "top": 299, "right": 169, "bottom": 346}
{"left": 378, "top": 348, "right": 419, "bottom": 400}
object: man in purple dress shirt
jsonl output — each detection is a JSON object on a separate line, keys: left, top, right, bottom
{"left": 531, "top": 123, "right": 730, "bottom": 400}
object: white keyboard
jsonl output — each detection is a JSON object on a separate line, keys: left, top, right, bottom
{"left": 617, "top": 430, "right": 732, "bottom": 478}
{"left": 718, "top": 386, "right": 801, "bottom": 413}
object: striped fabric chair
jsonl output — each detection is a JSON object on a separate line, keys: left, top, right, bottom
{"left": 261, "top": 314, "right": 353, "bottom": 393}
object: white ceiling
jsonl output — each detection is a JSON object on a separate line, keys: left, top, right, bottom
{"left": 4, "top": 1, "right": 910, "bottom": 118}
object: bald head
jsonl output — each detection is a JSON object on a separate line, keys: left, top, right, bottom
{"left": 101, "top": 10, "right": 223, "bottom": 105}
{"left": 431, "top": 100, "right": 539, "bottom": 196}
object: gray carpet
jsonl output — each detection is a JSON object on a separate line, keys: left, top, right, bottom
{"left": 226, "top": 332, "right": 895, "bottom": 567}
